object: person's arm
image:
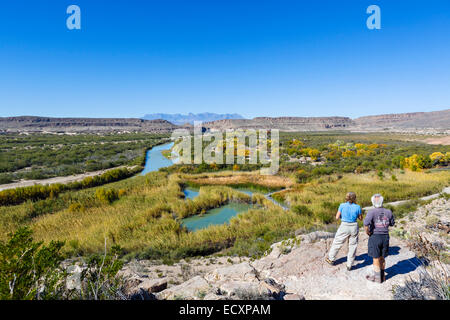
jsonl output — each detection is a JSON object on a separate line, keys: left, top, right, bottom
{"left": 336, "top": 204, "right": 343, "bottom": 220}
{"left": 363, "top": 211, "right": 373, "bottom": 236}
{"left": 358, "top": 206, "right": 363, "bottom": 221}
{"left": 389, "top": 210, "right": 395, "bottom": 227}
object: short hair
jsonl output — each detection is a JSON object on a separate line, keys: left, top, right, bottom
{"left": 346, "top": 192, "right": 357, "bottom": 203}
{"left": 371, "top": 194, "right": 384, "bottom": 208}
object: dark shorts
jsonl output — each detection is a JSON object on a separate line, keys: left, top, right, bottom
{"left": 368, "top": 234, "right": 390, "bottom": 258}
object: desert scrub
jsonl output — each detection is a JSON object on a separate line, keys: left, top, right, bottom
{"left": 391, "top": 228, "right": 409, "bottom": 239}
{"left": 425, "top": 215, "right": 440, "bottom": 227}
{"left": 393, "top": 235, "right": 449, "bottom": 300}
{"left": 0, "top": 132, "right": 168, "bottom": 181}
{"left": 279, "top": 237, "right": 302, "bottom": 255}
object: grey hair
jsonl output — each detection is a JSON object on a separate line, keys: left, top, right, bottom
{"left": 371, "top": 194, "right": 384, "bottom": 208}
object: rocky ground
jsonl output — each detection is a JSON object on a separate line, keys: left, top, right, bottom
{"left": 392, "top": 197, "right": 449, "bottom": 251}
{"left": 121, "top": 230, "right": 427, "bottom": 300}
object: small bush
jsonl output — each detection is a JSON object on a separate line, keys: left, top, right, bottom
{"left": 0, "top": 227, "right": 65, "bottom": 300}
{"left": 76, "top": 244, "right": 125, "bottom": 300}
{"left": 291, "top": 205, "right": 313, "bottom": 216}
{"left": 95, "top": 188, "right": 119, "bottom": 204}
{"left": 68, "top": 202, "right": 85, "bottom": 213}
{"left": 394, "top": 235, "right": 449, "bottom": 300}
{"left": 425, "top": 215, "right": 440, "bottom": 227}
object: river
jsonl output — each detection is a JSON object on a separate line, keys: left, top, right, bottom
{"left": 142, "top": 142, "right": 285, "bottom": 231}
{"left": 141, "top": 142, "right": 175, "bottom": 175}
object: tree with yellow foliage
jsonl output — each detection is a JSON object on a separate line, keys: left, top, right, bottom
{"left": 342, "top": 150, "right": 356, "bottom": 158}
{"left": 404, "top": 154, "right": 432, "bottom": 171}
{"left": 430, "top": 152, "right": 445, "bottom": 165}
{"left": 308, "top": 148, "right": 321, "bottom": 161}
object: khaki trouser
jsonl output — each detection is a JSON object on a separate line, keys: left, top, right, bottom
{"left": 328, "top": 222, "right": 359, "bottom": 268}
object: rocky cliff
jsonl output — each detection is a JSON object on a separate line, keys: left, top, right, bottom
{"left": 203, "top": 109, "right": 450, "bottom": 132}
{"left": 0, "top": 116, "right": 178, "bottom": 133}
{"left": 204, "top": 117, "right": 354, "bottom": 131}
{"left": 353, "top": 109, "right": 450, "bottom": 131}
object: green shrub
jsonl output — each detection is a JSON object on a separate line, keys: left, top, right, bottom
{"left": 77, "top": 245, "right": 125, "bottom": 300}
{"left": 425, "top": 215, "right": 439, "bottom": 227}
{"left": 95, "top": 188, "right": 119, "bottom": 204}
{"left": 291, "top": 205, "right": 313, "bottom": 216}
{"left": 0, "top": 227, "right": 65, "bottom": 300}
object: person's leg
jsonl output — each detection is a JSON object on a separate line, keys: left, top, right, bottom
{"left": 373, "top": 258, "right": 381, "bottom": 271}
{"left": 380, "top": 235, "right": 389, "bottom": 281}
{"left": 366, "top": 257, "right": 382, "bottom": 282}
{"left": 347, "top": 224, "right": 359, "bottom": 269}
{"left": 328, "top": 225, "right": 349, "bottom": 263}
{"left": 366, "top": 235, "right": 382, "bottom": 283}
{"left": 380, "top": 257, "right": 386, "bottom": 282}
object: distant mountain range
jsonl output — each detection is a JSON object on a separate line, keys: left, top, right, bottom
{"left": 1, "top": 109, "right": 448, "bottom": 133}
{"left": 142, "top": 112, "right": 244, "bottom": 125}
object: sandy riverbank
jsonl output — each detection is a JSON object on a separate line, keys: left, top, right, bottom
{"left": 0, "top": 165, "right": 138, "bottom": 191}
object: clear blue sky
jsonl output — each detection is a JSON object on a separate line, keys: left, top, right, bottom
{"left": 1, "top": 0, "right": 449, "bottom": 119}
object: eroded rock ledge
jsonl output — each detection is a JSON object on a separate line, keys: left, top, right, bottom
{"left": 120, "top": 231, "right": 425, "bottom": 300}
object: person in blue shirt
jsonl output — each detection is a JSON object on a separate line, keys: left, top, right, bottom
{"left": 325, "top": 192, "right": 363, "bottom": 271}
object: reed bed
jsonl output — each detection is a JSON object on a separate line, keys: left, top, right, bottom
{"left": 0, "top": 169, "right": 448, "bottom": 261}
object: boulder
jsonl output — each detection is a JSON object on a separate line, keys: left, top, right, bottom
{"left": 217, "top": 281, "right": 261, "bottom": 298}
{"left": 66, "top": 265, "right": 83, "bottom": 291}
{"left": 301, "top": 231, "right": 335, "bottom": 243}
{"left": 204, "top": 262, "right": 258, "bottom": 283}
{"left": 139, "top": 278, "right": 167, "bottom": 293}
{"left": 156, "top": 276, "right": 211, "bottom": 300}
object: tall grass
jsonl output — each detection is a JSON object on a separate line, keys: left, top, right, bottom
{"left": 0, "top": 169, "right": 448, "bottom": 262}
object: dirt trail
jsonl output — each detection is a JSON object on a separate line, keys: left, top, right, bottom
{"left": 363, "top": 186, "right": 450, "bottom": 210}
{"left": 0, "top": 165, "right": 138, "bottom": 191}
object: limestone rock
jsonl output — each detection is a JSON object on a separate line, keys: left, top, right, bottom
{"left": 300, "top": 231, "right": 335, "bottom": 243}
{"left": 204, "top": 262, "right": 258, "bottom": 283}
{"left": 66, "top": 265, "right": 83, "bottom": 291}
{"left": 139, "top": 278, "right": 167, "bottom": 293}
{"left": 156, "top": 276, "right": 211, "bottom": 300}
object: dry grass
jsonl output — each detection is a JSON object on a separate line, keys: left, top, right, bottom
{"left": 183, "top": 170, "right": 294, "bottom": 189}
